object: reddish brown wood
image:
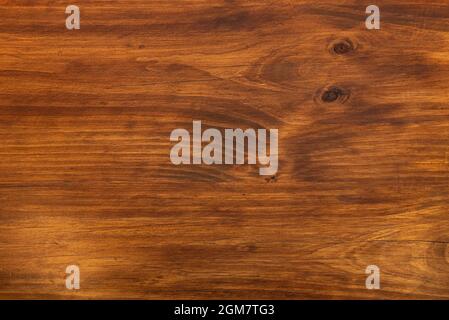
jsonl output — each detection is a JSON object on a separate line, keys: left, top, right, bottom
{"left": 0, "top": 0, "right": 448, "bottom": 299}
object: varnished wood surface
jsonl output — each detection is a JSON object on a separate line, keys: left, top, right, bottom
{"left": 0, "top": 0, "right": 449, "bottom": 299}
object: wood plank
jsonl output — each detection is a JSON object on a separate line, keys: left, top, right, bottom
{"left": 0, "top": 0, "right": 448, "bottom": 299}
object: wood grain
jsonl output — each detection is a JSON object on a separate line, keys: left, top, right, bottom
{"left": 1, "top": 0, "right": 449, "bottom": 299}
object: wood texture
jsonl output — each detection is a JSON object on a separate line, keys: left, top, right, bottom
{"left": 1, "top": 0, "right": 449, "bottom": 299}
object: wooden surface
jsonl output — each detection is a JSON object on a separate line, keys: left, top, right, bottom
{"left": 1, "top": 0, "right": 449, "bottom": 299}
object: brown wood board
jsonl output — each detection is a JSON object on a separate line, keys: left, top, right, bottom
{"left": 0, "top": 1, "right": 448, "bottom": 299}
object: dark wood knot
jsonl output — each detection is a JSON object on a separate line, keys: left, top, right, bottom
{"left": 322, "top": 87, "right": 343, "bottom": 102}
{"left": 318, "top": 86, "right": 350, "bottom": 104}
{"left": 329, "top": 38, "right": 356, "bottom": 55}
